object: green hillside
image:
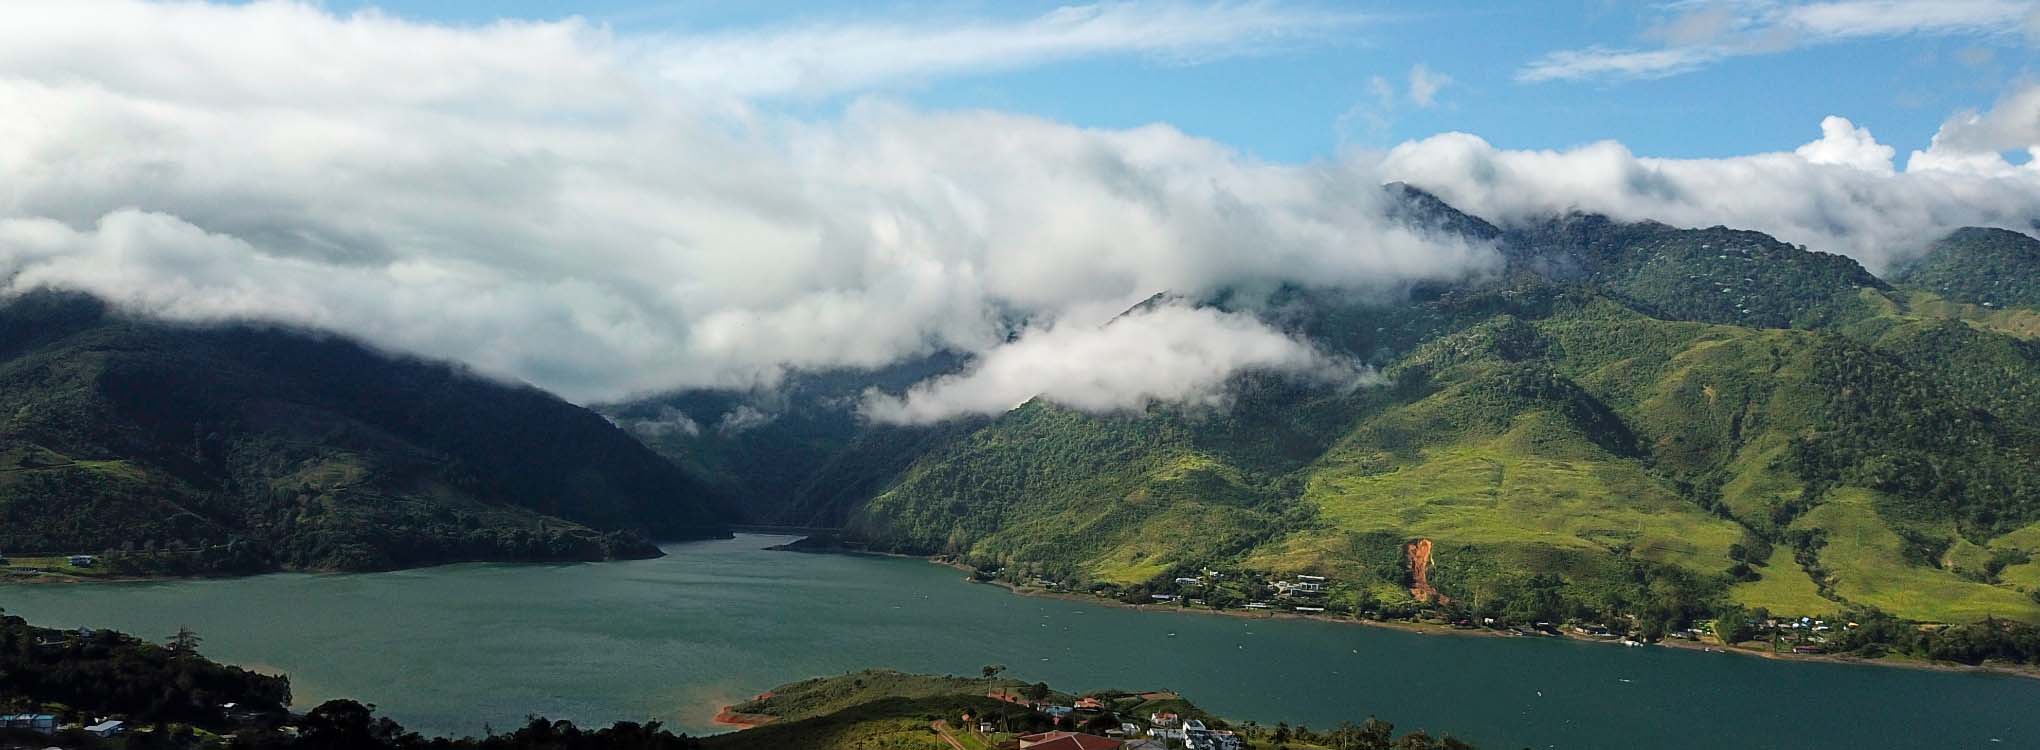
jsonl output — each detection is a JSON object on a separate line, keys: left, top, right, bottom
{"left": 0, "top": 292, "right": 730, "bottom": 572}
{"left": 834, "top": 220, "right": 2040, "bottom": 628}
{"left": 1890, "top": 227, "right": 2040, "bottom": 309}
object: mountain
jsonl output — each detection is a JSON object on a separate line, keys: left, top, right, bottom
{"left": 1889, "top": 226, "right": 2040, "bottom": 309}
{"left": 0, "top": 291, "right": 730, "bottom": 572}
{"left": 597, "top": 353, "right": 981, "bottom": 525}
{"left": 774, "top": 210, "right": 2040, "bottom": 628}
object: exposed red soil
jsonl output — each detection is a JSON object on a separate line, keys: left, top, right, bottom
{"left": 712, "top": 691, "right": 778, "bottom": 728}
{"left": 1406, "top": 538, "right": 1449, "bottom": 604}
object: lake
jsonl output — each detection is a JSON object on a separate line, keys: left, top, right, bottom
{"left": 1, "top": 535, "right": 2034, "bottom": 749}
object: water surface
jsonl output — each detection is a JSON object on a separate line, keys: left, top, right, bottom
{"left": 2, "top": 536, "right": 2033, "bottom": 749}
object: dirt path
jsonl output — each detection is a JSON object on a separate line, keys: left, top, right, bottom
{"left": 930, "top": 720, "right": 967, "bottom": 750}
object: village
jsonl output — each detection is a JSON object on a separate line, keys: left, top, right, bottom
{"left": 959, "top": 689, "right": 1247, "bottom": 750}
{"left": 977, "top": 564, "right": 1863, "bottom": 659}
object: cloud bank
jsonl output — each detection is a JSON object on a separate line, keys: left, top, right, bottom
{"left": 0, "top": 0, "right": 1489, "bottom": 406}
{"left": 1380, "top": 87, "right": 2040, "bottom": 272}
{"left": 0, "top": 1, "right": 2036, "bottom": 424}
{"left": 859, "top": 303, "right": 1364, "bottom": 424}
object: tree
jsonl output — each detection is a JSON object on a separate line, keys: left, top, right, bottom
{"left": 1714, "top": 606, "right": 1754, "bottom": 643}
{"left": 1022, "top": 682, "right": 1049, "bottom": 701}
{"left": 167, "top": 626, "right": 202, "bottom": 658}
{"left": 981, "top": 664, "right": 1006, "bottom": 679}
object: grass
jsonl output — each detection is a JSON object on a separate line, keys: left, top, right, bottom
{"left": 732, "top": 671, "right": 1021, "bottom": 723}
{"left": 1, "top": 555, "right": 114, "bottom": 577}
{"left": 1988, "top": 523, "right": 2040, "bottom": 593}
{"left": 1301, "top": 425, "right": 1741, "bottom": 577}
{"left": 1797, "top": 489, "right": 2040, "bottom": 623}
{"left": 1727, "top": 565, "right": 1833, "bottom": 617}
{"left": 1870, "top": 290, "right": 2040, "bottom": 340}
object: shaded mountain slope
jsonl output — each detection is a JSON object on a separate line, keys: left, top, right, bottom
{"left": 0, "top": 291, "right": 730, "bottom": 571}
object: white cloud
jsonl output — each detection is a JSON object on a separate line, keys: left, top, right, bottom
{"left": 1381, "top": 87, "right": 2040, "bottom": 272}
{"left": 1517, "top": 45, "right": 1726, "bottom": 83}
{"left": 652, "top": 1, "right": 1370, "bottom": 99}
{"left": 1521, "top": 0, "right": 2035, "bottom": 82}
{"left": 1335, "top": 64, "right": 1446, "bottom": 144}
{"left": 622, "top": 407, "right": 702, "bottom": 438}
{"left": 859, "top": 303, "right": 1365, "bottom": 424}
{"left": 0, "top": 0, "right": 1494, "bottom": 404}
{"left": 1407, "top": 63, "right": 1452, "bottom": 108}
{"left": 1794, "top": 116, "right": 1896, "bottom": 173}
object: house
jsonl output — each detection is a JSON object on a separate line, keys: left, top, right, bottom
{"left": 1015, "top": 730, "right": 1124, "bottom": 750}
{"left": 1148, "top": 712, "right": 1180, "bottom": 728}
{"left": 1173, "top": 577, "right": 1202, "bottom": 585}
{"left": 1124, "top": 740, "right": 1168, "bottom": 750}
{"left": 980, "top": 722, "right": 997, "bottom": 734}
{"left": 1073, "top": 696, "right": 1105, "bottom": 712}
{"left": 0, "top": 714, "right": 57, "bottom": 734}
{"left": 85, "top": 720, "right": 125, "bottom": 737}
{"left": 67, "top": 555, "right": 96, "bottom": 567}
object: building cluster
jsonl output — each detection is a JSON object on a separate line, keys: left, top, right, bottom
{"left": 0, "top": 712, "right": 124, "bottom": 738}
{"left": 1147, "top": 712, "right": 1243, "bottom": 750}
{"left": 976, "top": 697, "right": 1245, "bottom": 750}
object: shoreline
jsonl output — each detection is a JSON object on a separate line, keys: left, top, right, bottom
{"left": 16, "top": 534, "right": 2039, "bottom": 682}
{"left": 915, "top": 554, "right": 2040, "bottom": 682}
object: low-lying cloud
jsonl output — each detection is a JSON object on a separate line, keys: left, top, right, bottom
{"left": 0, "top": 1, "right": 2036, "bottom": 423}
{"left": 1380, "top": 87, "right": 2040, "bottom": 272}
{"left": 0, "top": 1, "right": 1492, "bottom": 404}
{"left": 859, "top": 303, "right": 1365, "bottom": 424}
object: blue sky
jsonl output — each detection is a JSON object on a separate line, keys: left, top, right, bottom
{"left": 313, "top": 0, "right": 2037, "bottom": 162}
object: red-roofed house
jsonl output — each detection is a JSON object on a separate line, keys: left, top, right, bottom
{"left": 1017, "top": 731, "right": 1124, "bottom": 750}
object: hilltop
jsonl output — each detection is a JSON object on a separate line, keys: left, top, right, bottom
{"left": 0, "top": 292, "right": 731, "bottom": 574}
{"left": 636, "top": 195, "right": 2040, "bottom": 634}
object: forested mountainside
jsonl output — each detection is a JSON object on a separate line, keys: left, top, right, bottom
{"left": 630, "top": 188, "right": 2040, "bottom": 628}
{"left": 0, "top": 292, "right": 731, "bottom": 573}
{"left": 597, "top": 354, "right": 982, "bottom": 526}
{"left": 1889, "top": 227, "right": 2040, "bottom": 309}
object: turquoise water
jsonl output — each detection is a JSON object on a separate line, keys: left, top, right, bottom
{"left": 1, "top": 536, "right": 2034, "bottom": 749}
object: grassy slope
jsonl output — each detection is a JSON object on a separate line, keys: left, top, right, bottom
{"left": 850, "top": 274, "right": 2040, "bottom": 623}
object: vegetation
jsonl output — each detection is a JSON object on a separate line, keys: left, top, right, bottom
{"left": 0, "top": 292, "right": 730, "bottom": 573}
{"left": 1889, "top": 227, "right": 2040, "bottom": 309}
{"left": 757, "top": 212, "right": 2040, "bottom": 637}
{"left": 0, "top": 613, "right": 289, "bottom": 729}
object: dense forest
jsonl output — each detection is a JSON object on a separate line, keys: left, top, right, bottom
{"left": 0, "top": 292, "right": 732, "bottom": 572}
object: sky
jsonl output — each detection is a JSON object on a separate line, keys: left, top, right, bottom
{"left": 303, "top": 0, "right": 2039, "bottom": 162}
{"left": 2, "top": 1, "right": 2039, "bottom": 420}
